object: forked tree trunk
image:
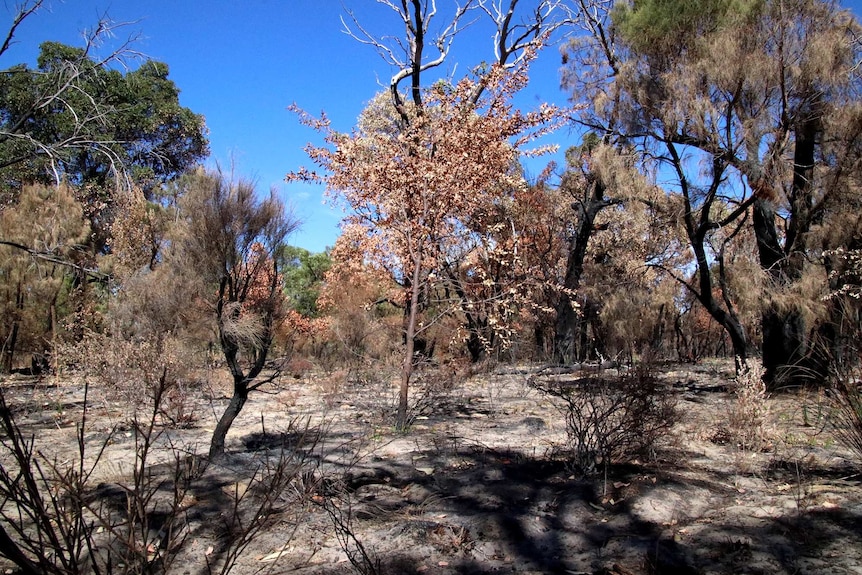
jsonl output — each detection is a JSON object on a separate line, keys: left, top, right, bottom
{"left": 209, "top": 380, "right": 249, "bottom": 459}
{"left": 688, "top": 218, "right": 751, "bottom": 369}
{"left": 693, "top": 295, "right": 750, "bottom": 368}
{"left": 554, "top": 179, "right": 615, "bottom": 364}
{"left": 208, "top": 281, "right": 272, "bottom": 459}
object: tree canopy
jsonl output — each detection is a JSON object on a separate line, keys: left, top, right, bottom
{"left": 564, "top": 0, "right": 862, "bottom": 384}
{"left": 0, "top": 40, "right": 208, "bottom": 196}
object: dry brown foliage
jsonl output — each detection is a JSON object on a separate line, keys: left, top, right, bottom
{"left": 721, "top": 361, "right": 771, "bottom": 452}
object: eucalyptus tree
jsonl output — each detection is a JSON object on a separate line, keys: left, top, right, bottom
{"left": 0, "top": 3, "right": 209, "bottom": 372}
{"left": 0, "top": 3, "right": 207, "bottom": 196}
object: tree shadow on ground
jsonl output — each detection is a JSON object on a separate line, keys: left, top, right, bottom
{"left": 298, "top": 438, "right": 861, "bottom": 575}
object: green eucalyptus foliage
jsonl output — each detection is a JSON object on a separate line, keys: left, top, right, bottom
{"left": 279, "top": 245, "right": 331, "bottom": 318}
{"left": 0, "top": 41, "right": 209, "bottom": 195}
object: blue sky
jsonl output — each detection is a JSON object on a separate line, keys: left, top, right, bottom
{"left": 3, "top": 1, "right": 861, "bottom": 253}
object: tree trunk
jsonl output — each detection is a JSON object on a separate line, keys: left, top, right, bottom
{"left": 0, "top": 322, "right": 17, "bottom": 374}
{"left": 209, "top": 379, "right": 249, "bottom": 459}
{"left": 554, "top": 294, "right": 580, "bottom": 364}
{"left": 553, "top": 181, "right": 614, "bottom": 364}
{"left": 688, "top": 228, "right": 751, "bottom": 367}
{"left": 397, "top": 334, "right": 415, "bottom": 432}
{"left": 577, "top": 308, "right": 589, "bottom": 361}
{"left": 760, "top": 306, "right": 806, "bottom": 387}
{"left": 1, "top": 283, "right": 24, "bottom": 374}
{"left": 466, "top": 331, "right": 484, "bottom": 363}
{"left": 649, "top": 303, "right": 667, "bottom": 357}
{"left": 560, "top": 297, "right": 602, "bottom": 362}
{"left": 751, "top": 112, "right": 819, "bottom": 388}
{"left": 697, "top": 287, "right": 749, "bottom": 364}
{"left": 209, "top": 276, "right": 272, "bottom": 459}
{"left": 533, "top": 325, "right": 547, "bottom": 360}
{"left": 397, "top": 256, "right": 424, "bottom": 432}
{"left": 752, "top": 194, "right": 810, "bottom": 387}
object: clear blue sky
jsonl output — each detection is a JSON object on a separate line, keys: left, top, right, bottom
{"left": 3, "top": 1, "right": 861, "bottom": 253}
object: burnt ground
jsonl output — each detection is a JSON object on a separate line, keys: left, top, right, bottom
{"left": 1, "top": 359, "right": 861, "bottom": 574}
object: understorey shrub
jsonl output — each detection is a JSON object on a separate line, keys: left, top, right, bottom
{"left": 59, "top": 332, "right": 206, "bottom": 430}
{"left": 530, "top": 362, "right": 677, "bottom": 475}
{"left": 0, "top": 375, "right": 194, "bottom": 575}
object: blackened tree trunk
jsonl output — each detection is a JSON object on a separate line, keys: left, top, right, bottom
{"left": 208, "top": 323, "right": 270, "bottom": 459}
{"left": 554, "top": 172, "right": 617, "bottom": 364}
{"left": 669, "top": 142, "right": 752, "bottom": 369}
{"left": 0, "top": 282, "right": 24, "bottom": 374}
{"left": 688, "top": 216, "right": 751, "bottom": 367}
{"left": 208, "top": 381, "right": 249, "bottom": 459}
{"left": 208, "top": 275, "right": 275, "bottom": 459}
{"left": 751, "top": 114, "right": 819, "bottom": 388}
{"left": 465, "top": 328, "right": 486, "bottom": 363}
{"left": 759, "top": 304, "right": 807, "bottom": 386}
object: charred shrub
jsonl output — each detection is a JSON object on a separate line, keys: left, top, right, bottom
{"left": 530, "top": 363, "right": 677, "bottom": 474}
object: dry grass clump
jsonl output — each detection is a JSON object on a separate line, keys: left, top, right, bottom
{"left": 719, "top": 361, "right": 771, "bottom": 452}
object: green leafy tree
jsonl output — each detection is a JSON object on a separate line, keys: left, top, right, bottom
{"left": 0, "top": 41, "right": 208, "bottom": 195}
{"left": 280, "top": 246, "right": 331, "bottom": 318}
{"left": 0, "top": 4, "right": 209, "bottom": 272}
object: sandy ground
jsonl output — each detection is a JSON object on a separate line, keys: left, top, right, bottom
{"left": 1, "top": 359, "right": 861, "bottom": 574}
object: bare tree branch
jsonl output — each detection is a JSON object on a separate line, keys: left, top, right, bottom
{"left": 0, "top": 240, "right": 107, "bottom": 279}
{"left": 0, "top": 12, "right": 144, "bottom": 188}
{"left": 480, "top": 0, "right": 568, "bottom": 69}
{"left": 344, "top": 0, "right": 481, "bottom": 123}
{"left": 0, "top": 0, "right": 44, "bottom": 60}
{"left": 342, "top": 0, "right": 568, "bottom": 122}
